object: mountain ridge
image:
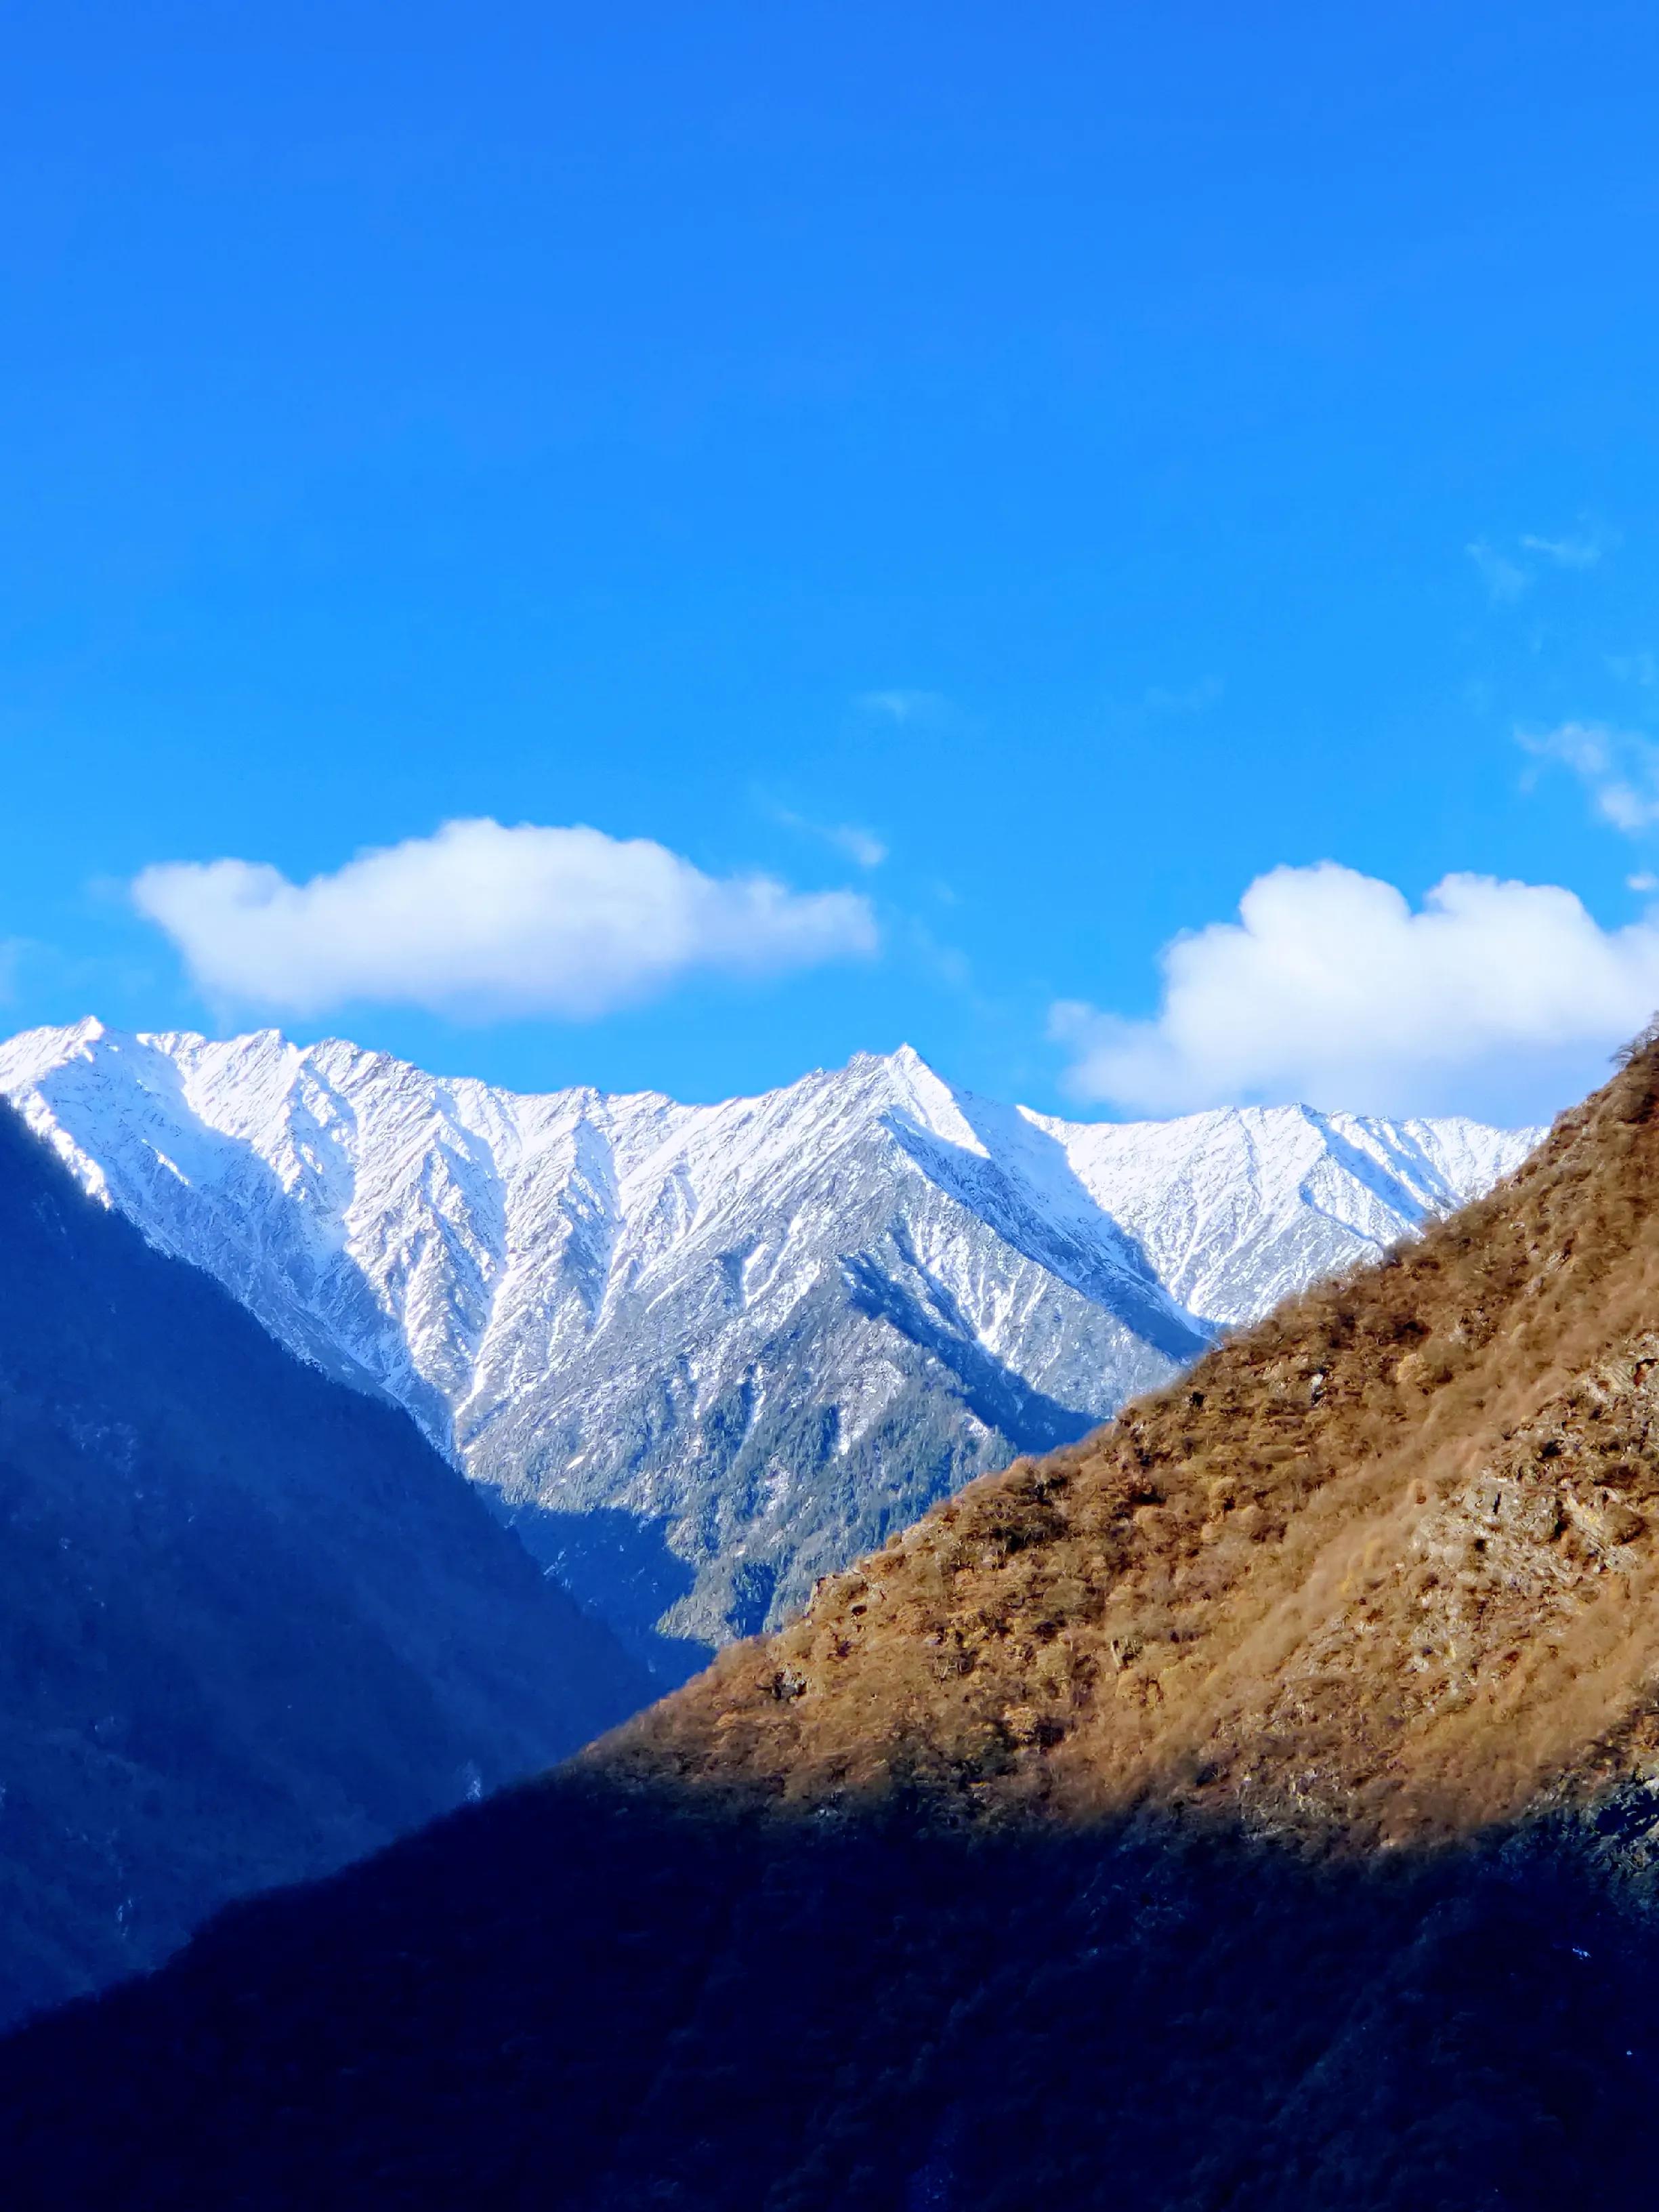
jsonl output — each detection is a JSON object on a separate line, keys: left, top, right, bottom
{"left": 0, "top": 1020, "right": 1539, "bottom": 1668}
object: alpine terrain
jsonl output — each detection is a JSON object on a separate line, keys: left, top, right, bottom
{"left": 0, "top": 1022, "right": 1536, "bottom": 1673}
{"left": 0, "top": 1104, "right": 648, "bottom": 2030}
{"left": 8, "top": 1033, "right": 1659, "bottom": 2207}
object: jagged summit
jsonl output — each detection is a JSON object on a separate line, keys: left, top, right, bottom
{"left": 0, "top": 1018, "right": 1536, "bottom": 1668}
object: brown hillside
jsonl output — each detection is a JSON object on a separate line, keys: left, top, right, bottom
{"left": 15, "top": 1051, "right": 1659, "bottom": 2209}
{"left": 599, "top": 1037, "right": 1659, "bottom": 1845}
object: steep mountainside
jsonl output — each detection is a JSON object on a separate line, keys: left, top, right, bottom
{"left": 5, "top": 1045, "right": 1659, "bottom": 2207}
{"left": 0, "top": 1021, "right": 1536, "bottom": 1671}
{"left": 0, "top": 1105, "right": 648, "bottom": 2030}
{"left": 612, "top": 1058, "right": 1659, "bottom": 1839}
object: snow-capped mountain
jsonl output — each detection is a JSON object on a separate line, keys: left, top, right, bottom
{"left": 0, "top": 1020, "right": 1542, "bottom": 1673}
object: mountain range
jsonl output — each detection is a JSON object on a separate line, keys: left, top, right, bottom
{"left": 0, "top": 1104, "right": 647, "bottom": 2029}
{"left": 6, "top": 1025, "right": 1659, "bottom": 2207}
{"left": 0, "top": 1022, "right": 1538, "bottom": 1673}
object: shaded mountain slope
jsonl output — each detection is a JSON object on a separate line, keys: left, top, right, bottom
{"left": 0, "top": 1106, "right": 649, "bottom": 2028}
{"left": 0, "top": 1022, "right": 1534, "bottom": 1667}
{"left": 5, "top": 1047, "right": 1658, "bottom": 2207}
{"left": 9, "top": 1774, "right": 1659, "bottom": 2212}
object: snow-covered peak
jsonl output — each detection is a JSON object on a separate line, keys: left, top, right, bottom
{"left": 0, "top": 1019, "right": 1544, "bottom": 1663}
{"left": 1026, "top": 1098, "right": 1536, "bottom": 1324}
{"left": 0, "top": 1018, "right": 1541, "bottom": 1338}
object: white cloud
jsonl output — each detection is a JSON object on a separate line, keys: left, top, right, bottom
{"left": 774, "top": 808, "right": 887, "bottom": 869}
{"left": 1519, "top": 720, "right": 1659, "bottom": 834}
{"left": 1051, "top": 861, "right": 1659, "bottom": 1121}
{"left": 1467, "top": 526, "right": 1610, "bottom": 602}
{"left": 1521, "top": 530, "right": 1603, "bottom": 569}
{"left": 1467, "top": 540, "right": 1529, "bottom": 603}
{"left": 828, "top": 825, "right": 888, "bottom": 869}
{"left": 133, "top": 818, "right": 878, "bottom": 1020}
{"left": 856, "top": 689, "right": 948, "bottom": 726}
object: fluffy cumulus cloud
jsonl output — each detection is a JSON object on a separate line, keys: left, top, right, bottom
{"left": 133, "top": 818, "right": 878, "bottom": 1020}
{"left": 1051, "top": 862, "right": 1659, "bottom": 1122}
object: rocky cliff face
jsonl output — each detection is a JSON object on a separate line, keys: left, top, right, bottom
{"left": 0, "top": 1021, "right": 1536, "bottom": 1671}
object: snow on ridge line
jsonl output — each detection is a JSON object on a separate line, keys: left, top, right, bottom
{"left": 0, "top": 1019, "right": 1543, "bottom": 1167}
{"left": 0, "top": 1018, "right": 1545, "bottom": 1656}
{"left": 0, "top": 1019, "right": 1542, "bottom": 1362}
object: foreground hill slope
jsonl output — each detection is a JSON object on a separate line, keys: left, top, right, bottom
{"left": 4, "top": 1047, "right": 1656, "bottom": 2207}
{"left": 0, "top": 1020, "right": 1534, "bottom": 1667}
{"left": 612, "top": 1039, "right": 1659, "bottom": 1841}
{"left": 0, "top": 1106, "right": 648, "bottom": 2028}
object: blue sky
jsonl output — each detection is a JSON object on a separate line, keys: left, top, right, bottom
{"left": 5, "top": 0, "right": 1659, "bottom": 1121}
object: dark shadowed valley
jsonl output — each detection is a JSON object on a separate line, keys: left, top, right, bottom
{"left": 0, "top": 1108, "right": 648, "bottom": 2028}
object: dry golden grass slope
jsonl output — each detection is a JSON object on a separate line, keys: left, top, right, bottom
{"left": 598, "top": 1037, "right": 1659, "bottom": 1848}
